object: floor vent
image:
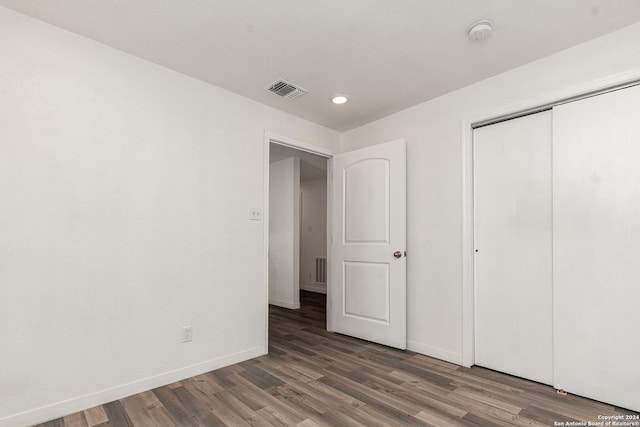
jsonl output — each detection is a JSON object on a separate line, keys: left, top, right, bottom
{"left": 266, "top": 79, "right": 307, "bottom": 100}
{"left": 315, "top": 257, "right": 327, "bottom": 284}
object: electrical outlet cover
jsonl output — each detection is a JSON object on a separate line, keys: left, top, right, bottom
{"left": 181, "top": 326, "right": 193, "bottom": 342}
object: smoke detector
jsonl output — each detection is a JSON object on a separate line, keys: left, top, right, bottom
{"left": 266, "top": 79, "right": 308, "bottom": 100}
{"left": 468, "top": 20, "right": 493, "bottom": 42}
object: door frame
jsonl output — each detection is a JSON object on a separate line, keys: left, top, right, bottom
{"left": 460, "top": 70, "right": 640, "bottom": 367}
{"left": 263, "top": 131, "right": 334, "bottom": 354}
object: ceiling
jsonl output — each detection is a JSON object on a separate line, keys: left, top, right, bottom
{"left": 2, "top": 1, "right": 640, "bottom": 132}
{"left": 270, "top": 144, "right": 327, "bottom": 182}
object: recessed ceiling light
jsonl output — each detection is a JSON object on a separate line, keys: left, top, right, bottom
{"left": 468, "top": 20, "right": 493, "bottom": 42}
{"left": 331, "top": 95, "right": 348, "bottom": 105}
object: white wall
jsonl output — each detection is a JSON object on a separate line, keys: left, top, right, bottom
{"left": 0, "top": 7, "right": 339, "bottom": 426}
{"left": 341, "top": 22, "right": 640, "bottom": 364}
{"left": 300, "top": 178, "right": 327, "bottom": 294}
{"left": 268, "top": 157, "right": 301, "bottom": 309}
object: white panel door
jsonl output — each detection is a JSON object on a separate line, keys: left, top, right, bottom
{"left": 329, "top": 139, "right": 406, "bottom": 349}
{"left": 553, "top": 85, "right": 640, "bottom": 412}
{"left": 474, "top": 111, "right": 553, "bottom": 385}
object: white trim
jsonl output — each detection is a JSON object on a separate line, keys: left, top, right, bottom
{"left": 460, "top": 68, "right": 640, "bottom": 369}
{"left": 461, "top": 119, "right": 475, "bottom": 368}
{"left": 467, "top": 69, "right": 640, "bottom": 128}
{"left": 0, "top": 346, "right": 264, "bottom": 427}
{"left": 263, "top": 131, "right": 335, "bottom": 349}
{"left": 268, "top": 299, "right": 301, "bottom": 309}
{"left": 326, "top": 158, "right": 334, "bottom": 332}
{"left": 263, "top": 136, "right": 271, "bottom": 355}
{"left": 265, "top": 132, "right": 334, "bottom": 157}
{"left": 407, "top": 340, "right": 463, "bottom": 365}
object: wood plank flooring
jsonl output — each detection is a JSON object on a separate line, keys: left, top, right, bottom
{"left": 34, "top": 291, "right": 638, "bottom": 426}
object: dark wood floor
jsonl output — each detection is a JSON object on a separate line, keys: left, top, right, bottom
{"left": 35, "top": 291, "right": 637, "bottom": 427}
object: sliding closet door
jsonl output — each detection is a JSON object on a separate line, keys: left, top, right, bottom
{"left": 474, "top": 111, "right": 553, "bottom": 385}
{"left": 553, "top": 85, "right": 640, "bottom": 412}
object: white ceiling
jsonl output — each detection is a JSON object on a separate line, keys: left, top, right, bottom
{"left": 299, "top": 160, "right": 327, "bottom": 182}
{"left": 2, "top": 1, "right": 640, "bottom": 132}
{"left": 270, "top": 144, "right": 327, "bottom": 182}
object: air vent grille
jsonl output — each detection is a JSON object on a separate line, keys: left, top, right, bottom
{"left": 315, "top": 257, "right": 327, "bottom": 284}
{"left": 267, "top": 79, "right": 307, "bottom": 100}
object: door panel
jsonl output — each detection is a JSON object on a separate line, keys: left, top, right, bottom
{"left": 344, "top": 159, "right": 389, "bottom": 243}
{"left": 344, "top": 261, "right": 389, "bottom": 322}
{"left": 474, "top": 111, "right": 553, "bottom": 385}
{"left": 329, "top": 139, "right": 406, "bottom": 349}
{"left": 553, "top": 85, "right": 640, "bottom": 412}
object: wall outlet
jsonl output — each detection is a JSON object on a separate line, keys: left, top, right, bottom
{"left": 249, "top": 208, "right": 262, "bottom": 221}
{"left": 181, "top": 326, "right": 193, "bottom": 342}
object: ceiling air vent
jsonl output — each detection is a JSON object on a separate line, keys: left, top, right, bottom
{"left": 266, "top": 79, "right": 308, "bottom": 100}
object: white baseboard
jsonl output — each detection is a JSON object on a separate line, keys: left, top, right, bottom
{"left": 300, "top": 283, "right": 327, "bottom": 294}
{"left": 0, "top": 346, "right": 265, "bottom": 427}
{"left": 269, "top": 299, "right": 300, "bottom": 309}
{"left": 407, "top": 340, "right": 463, "bottom": 365}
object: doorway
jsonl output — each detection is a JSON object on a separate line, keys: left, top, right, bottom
{"left": 267, "top": 138, "right": 330, "bottom": 322}
{"left": 265, "top": 135, "right": 407, "bottom": 351}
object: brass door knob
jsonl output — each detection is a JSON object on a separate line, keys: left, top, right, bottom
{"left": 393, "top": 251, "right": 402, "bottom": 258}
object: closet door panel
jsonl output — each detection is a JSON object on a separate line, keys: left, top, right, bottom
{"left": 553, "top": 85, "right": 640, "bottom": 412}
{"left": 474, "top": 110, "right": 553, "bottom": 385}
